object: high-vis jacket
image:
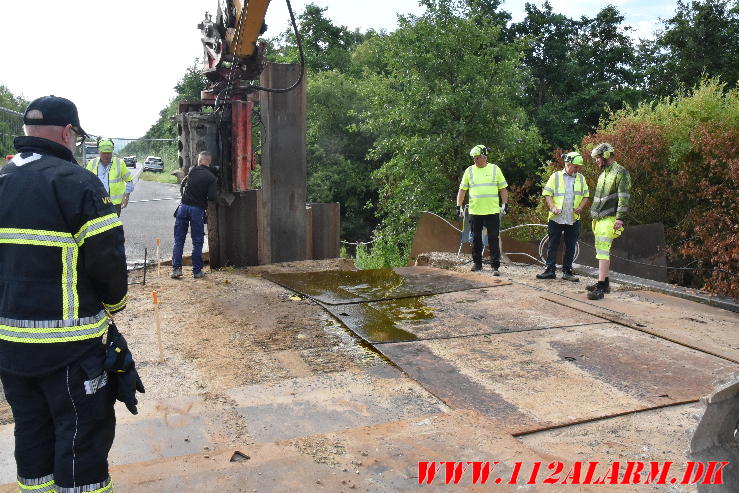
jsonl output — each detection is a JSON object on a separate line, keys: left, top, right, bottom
{"left": 0, "top": 136, "right": 127, "bottom": 376}
{"left": 590, "top": 162, "right": 631, "bottom": 220}
{"left": 542, "top": 170, "right": 590, "bottom": 221}
{"left": 459, "top": 163, "right": 508, "bottom": 215}
{"left": 86, "top": 157, "right": 134, "bottom": 205}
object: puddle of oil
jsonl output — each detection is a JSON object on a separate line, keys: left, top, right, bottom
{"left": 328, "top": 297, "right": 437, "bottom": 343}
{"left": 268, "top": 269, "right": 407, "bottom": 304}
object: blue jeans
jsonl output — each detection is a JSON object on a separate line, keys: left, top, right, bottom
{"left": 545, "top": 219, "right": 580, "bottom": 273}
{"left": 172, "top": 204, "right": 205, "bottom": 273}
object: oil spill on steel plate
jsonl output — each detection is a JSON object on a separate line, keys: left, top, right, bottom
{"left": 376, "top": 342, "right": 536, "bottom": 429}
{"left": 324, "top": 288, "right": 604, "bottom": 344}
{"left": 263, "top": 266, "right": 509, "bottom": 305}
{"left": 551, "top": 334, "right": 739, "bottom": 404}
{"left": 322, "top": 299, "right": 425, "bottom": 343}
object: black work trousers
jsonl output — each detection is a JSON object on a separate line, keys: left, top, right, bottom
{"left": 545, "top": 219, "right": 580, "bottom": 273}
{"left": 0, "top": 345, "right": 115, "bottom": 492}
{"left": 470, "top": 213, "right": 501, "bottom": 268}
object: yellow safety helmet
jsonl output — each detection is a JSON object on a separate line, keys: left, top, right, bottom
{"left": 98, "top": 139, "right": 114, "bottom": 153}
{"left": 563, "top": 151, "right": 584, "bottom": 166}
{"left": 470, "top": 145, "right": 489, "bottom": 158}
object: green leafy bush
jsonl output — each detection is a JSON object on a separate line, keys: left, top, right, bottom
{"left": 354, "top": 237, "right": 408, "bottom": 270}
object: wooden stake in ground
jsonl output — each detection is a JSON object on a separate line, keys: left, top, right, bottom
{"left": 155, "top": 238, "right": 161, "bottom": 278}
{"left": 152, "top": 290, "right": 164, "bottom": 363}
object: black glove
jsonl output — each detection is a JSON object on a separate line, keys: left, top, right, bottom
{"left": 105, "top": 323, "right": 145, "bottom": 414}
{"left": 457, "top": 206, "right": 465, "bottom": 218}
{"left": 104, "top": 323, "right": 133, "bottom": 372}
{"left": 115, "top": 362, "right": 145, "bottom": 415}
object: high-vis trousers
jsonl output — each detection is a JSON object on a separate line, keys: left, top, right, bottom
{"left": 0, "top": 345, "right": 115, "bottom": 493}
{"left": 592, "top": 216, "right": 623, "bottom": 260}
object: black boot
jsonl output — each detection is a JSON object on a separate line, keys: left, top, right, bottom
{"left": 586, "top": 277, "right": 610, "bottom": 293}
{"left": 471, "top": 263, "right": 483, "bottom": 272}
{"left": 536, "top": 269, "right": 556, "bottom": 279}
{"left": 587, "top": 281, "right": 608, "bottom": 300}
{"left": 561, "top": 271, "right": 579, "bottom": 282}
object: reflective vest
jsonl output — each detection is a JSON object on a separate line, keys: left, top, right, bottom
{"left": 590, "top": 162, "right": 631, "bottom": 220}
{"left": 460, "top": 163, "right": 508, "bottom": 215}
{"left": 542, "top": 170, "right": 589, "bottom": 221}
{"left": 86, "top": 157, "right": 133, "bottom": 204}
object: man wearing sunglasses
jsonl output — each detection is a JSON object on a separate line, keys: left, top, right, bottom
{"left": 0, "top": 96, "right": 142, "bottom": 493}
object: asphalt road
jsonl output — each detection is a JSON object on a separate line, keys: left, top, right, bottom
{"left": 119, "top": 164, "right": 204, "bottom": 269}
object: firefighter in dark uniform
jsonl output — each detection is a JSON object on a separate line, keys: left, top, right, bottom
{"left": 0, "top": 96, "right": 144, "bottom": 493}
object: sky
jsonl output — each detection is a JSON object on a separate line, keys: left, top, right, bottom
{"left": 0, "top": 0, "right": 677, "bottom": 139}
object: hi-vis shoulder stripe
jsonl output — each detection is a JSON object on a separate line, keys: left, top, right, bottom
{"left": 0, "top": 228, "right": 76, "bottom": 247}
{"left": 0, "top": 311, "right": 108, "bottom": 343}
{"left": 74, "top": 214, "right": 122, "bottom": 245}
{"left": 104, "top": 295, "right": 127, "bottom": 313}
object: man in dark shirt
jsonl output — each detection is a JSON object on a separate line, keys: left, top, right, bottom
{"left": 171, "top": 150, "right": 217, "bottom": 279}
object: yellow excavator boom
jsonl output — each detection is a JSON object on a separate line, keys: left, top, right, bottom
{"left": 228, "top": 0, "right": 271, "bottom": 58}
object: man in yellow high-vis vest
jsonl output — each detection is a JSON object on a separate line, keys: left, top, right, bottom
{"left": 537, "top": 152, "right": 590, "bottom": 281}
{"left": 86, "top": 139, "right": 135, "bottom": 215}
{"left": 456, "top": 144, "right": 509, "bottom": 275}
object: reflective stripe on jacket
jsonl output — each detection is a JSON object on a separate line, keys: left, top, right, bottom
{"left": 459, "top": 164, "right": 508, "bottom": 215}
{"left": 542, "top": 170, "right": 589, "bottom": 221}
{"left": 590, "top": 162, "right": 631, "bottom": 220}
{"left": 86, "top": 157, "right": 134, "bottom": 204}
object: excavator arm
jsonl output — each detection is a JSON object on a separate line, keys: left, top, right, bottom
{"left": 198, "top": 0, "right": 271, "bottom": 90}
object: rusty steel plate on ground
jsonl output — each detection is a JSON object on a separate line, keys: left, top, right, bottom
{"left": 378, "top": 324, "right": 739, "bottom": 434}
{"left": 263, "top": 266, "right": 509, "bottom": 305}
{"left": 542, "top": 290, "right": 739, "bottom": 364}
{"left": 322, "top": 283, "right": 605, "bottom": 343}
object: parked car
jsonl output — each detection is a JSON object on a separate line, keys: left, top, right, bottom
{"left": 123, "top": 156, "right": 137, "bottom": 168}
{"left": 143, "top": 156, "right": 164, "bottom": 173}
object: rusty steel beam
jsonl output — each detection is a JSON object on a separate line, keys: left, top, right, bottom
{"left": 231, "top": 100, "right": 254, "bottom": 192}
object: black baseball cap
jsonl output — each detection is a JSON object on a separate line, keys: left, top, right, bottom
{"left": 23, "top": 95, "right": 87, "bottom": 136}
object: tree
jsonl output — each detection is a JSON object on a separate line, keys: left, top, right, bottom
{"left": 640, "top": 0, "right": 739, "bottom": 98}
{"left": 509, "top": 4, "right": 641, "bottom": 151}
{"left": 306, "top": 71, "right": 381, "bottom": 241}
{"left": 358, "top": 0, "right": 543, "bottom": 248}
{"left": 268, "top": 3, "right": 371, "bottom": 73}
{"left": 0, "top": 85, "right": 27, "bottom": 157}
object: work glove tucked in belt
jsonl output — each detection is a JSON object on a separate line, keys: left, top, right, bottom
{"left": 104, "top": 322, "right": 145, "bottom": 415}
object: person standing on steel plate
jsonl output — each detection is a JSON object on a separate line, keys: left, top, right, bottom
{"left": 456, "top": 144, "right": 509, "bottom": 275}
{"left": 587, "top": 142, "right": 631, "bottom": 300}
{"left": 171, "top": 150, "right": 217, "bottom": 279}
{"left": 0, "top": 95, "right": 144, "bottom": 493}
{"left": 537, "top": 151, "right": 590, "bottom": 282}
